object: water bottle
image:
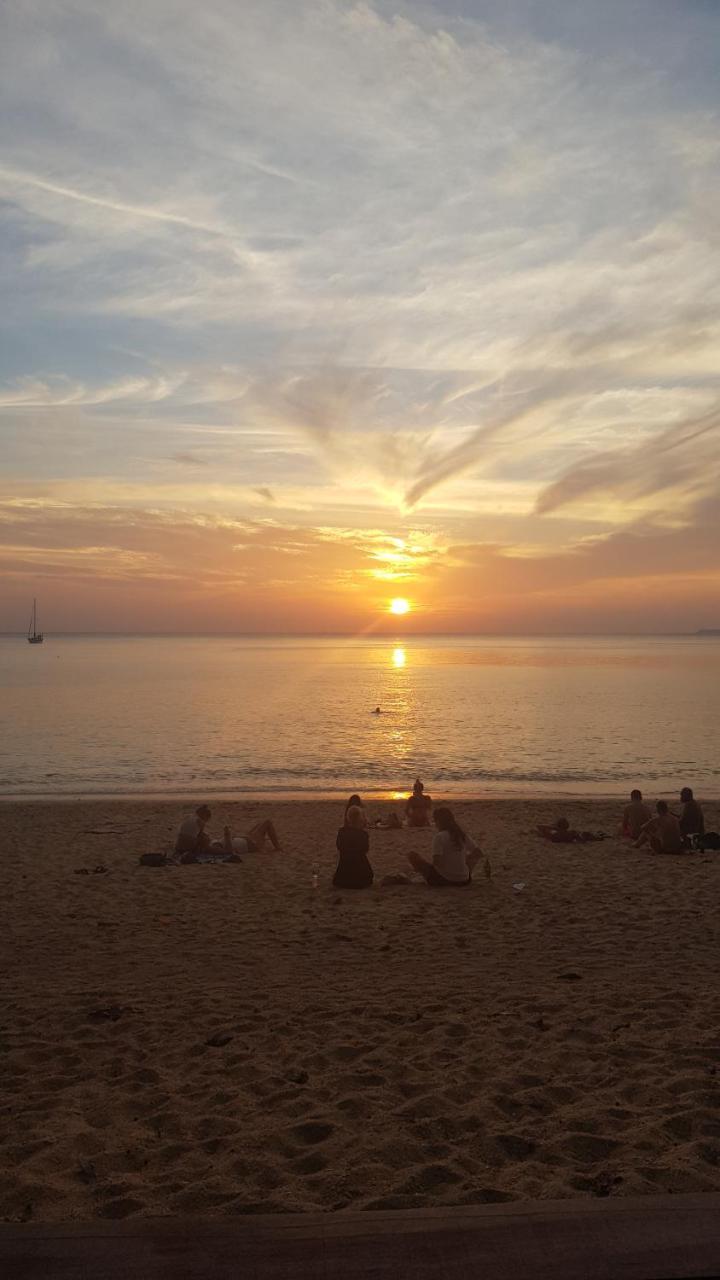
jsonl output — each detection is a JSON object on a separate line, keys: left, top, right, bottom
{"left": 311, "top": 863, "right": 319, "bottom": 890}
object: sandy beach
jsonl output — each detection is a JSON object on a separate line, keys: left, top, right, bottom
{"left": 2, "top": 796, "right": 720, "bottom": 1224}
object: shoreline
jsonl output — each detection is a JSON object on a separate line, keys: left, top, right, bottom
{"left": 2, "top": 785, "right": 718, "bottom": 804}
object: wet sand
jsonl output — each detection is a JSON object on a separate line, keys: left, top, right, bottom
{"left": 2, "top": 796, "right": 720, "bottom": 1223}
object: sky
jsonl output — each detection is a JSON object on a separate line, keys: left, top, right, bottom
{"left": 1, "top": 0, "right": 719, "bottom": 634}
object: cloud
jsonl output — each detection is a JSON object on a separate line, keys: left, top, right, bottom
{"left": 0, "top": 166, "right": 228, "bottom": 237}
{"left": 535, "top": 404, "right": 720, "bottom": 515}
{"left": 171, "top": 452, "right": 209, "bottom": 466}
{"left": 0, "top": 374, "right": 183, "bottom": 408}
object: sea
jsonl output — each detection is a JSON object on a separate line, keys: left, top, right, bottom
{"left": 1, "top": 634, "right": 718, "bottom": 799}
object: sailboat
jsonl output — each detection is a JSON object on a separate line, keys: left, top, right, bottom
{"left": 27, "top": 598, "right": 44, "bottom": 645}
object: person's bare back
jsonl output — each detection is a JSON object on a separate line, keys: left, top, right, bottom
{"left": 636, "top": 802, "right": 684, "bottom": 854}
{"left": 623, "top": 797, "right": 651, "bottom": 840}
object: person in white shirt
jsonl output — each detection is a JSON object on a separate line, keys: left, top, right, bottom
{"left": 175, "top": 805, "right": 217, "bottom": 857}
{"left": 407, "top": 806, "right": 484, "bottom": 886}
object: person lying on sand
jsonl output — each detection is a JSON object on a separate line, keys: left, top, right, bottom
{"left": 405, "top": 778, "right": 433, "bottom": 827}
{"left": 634, "top": 801, "right": 684, "bottom": 854}
{"left": 374, "top": 810, "right": 403, "bottom": 829}
{"left": 222, "top": 818, "right": 282, "bottom": 856}
{"left": 175, "top": 806, "right": 281, "bottom": 862}
{"left": 344, "top": 794, "right": 369, "bottom": 828}
{"left": 621, "top": 790, "right": 652, "bottom": 840}
{"left": 334, "top": 805, "right": 373, "bottom": 889}
{"left": 537, "top": 818, "right": 607, "bottom": 844}
{"left": 407, "top": 806, "right": 484, "bottom": 887}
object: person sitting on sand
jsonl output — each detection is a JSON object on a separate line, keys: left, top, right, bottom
{"left": 621, "top": 790, "right": 652, "bottom": 841}
{"left": 175, "top": 807, "right": 281, "bottom": 862}
{"left": 405, "top": 778, "right": 433, "bottom": 827}
{"left": 175, "top": 805, "right": 218, "bottom": 857}
{"left": 344, "top": 794, "right": 369, "bottom": 828}
{"left": 677, "top": 787, "right": 705, "bottom": 839}
{"left": 537, "top": 818, "right": 606, "bottom": 844}
{"left": 407, "top": 806, "right": 483, "bottom": 886}
{"left": 635, "top": 801, "right": 684, "bottom": 854}
{"left": 334, "top": 805, "right": 373, "bottom": 889}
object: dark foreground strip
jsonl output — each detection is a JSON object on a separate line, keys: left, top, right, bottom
{"left": 2, "top": 1192, "right": 720, "bottom": 1279}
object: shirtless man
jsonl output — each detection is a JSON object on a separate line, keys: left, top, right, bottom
{"left": 635, "top": 801, "right": 684, "bottom": 854}
{"left": 621, "top": 789, "right": 652, "bottom": 840}
{"left": 677, "top": 787, "right": 705, "bottom": 839}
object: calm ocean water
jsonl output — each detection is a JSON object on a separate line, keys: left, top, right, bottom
{"left": 0, "top": 635, "right": 718, "bottom": 798}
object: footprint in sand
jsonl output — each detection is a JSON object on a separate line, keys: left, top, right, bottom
{"left": 290, "top": 1121, "right": 335, "bottom": 1145}
{"left": 563, "top": 1133, "right": 619, "bottom": 1162}
{"left": 293, "top": 1152, "right": 328, "bottom": 1175}
{"left": 98, "top": 1196, "right": 145, "bottom": 1219}
{"left": 331, "top": 1044, "right": 367, "bottom": 1062}
{"left": 398, "top": 1163, "right": 463, "bottom": 1193}
{"left": 495, "top": 1134, "right": 536, "bottom": 1160}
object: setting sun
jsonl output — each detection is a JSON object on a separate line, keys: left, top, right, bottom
{"left": 389, "top": 598, "right": 411, "bottom": 615}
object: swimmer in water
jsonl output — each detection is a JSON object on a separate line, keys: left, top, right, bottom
{"left": 372, "top": 706, "right": 382, "bottom": 714}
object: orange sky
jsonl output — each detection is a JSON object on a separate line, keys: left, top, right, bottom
{"left": 1, "top": 2, "right": 719, "bottom": 634}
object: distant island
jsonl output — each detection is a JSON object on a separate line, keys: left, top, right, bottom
{"left": 696, "top": 630, "right": 720, "bottom": 636}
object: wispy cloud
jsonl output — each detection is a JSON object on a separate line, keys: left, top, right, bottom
{"left": 535, "top": 404, "right": 720, "bottom": 516}
{"left": 171, "top": 452, "right": 209, "bottom": 467}
{"left": 0, "top": 166, "right": 228, "bottom": 237}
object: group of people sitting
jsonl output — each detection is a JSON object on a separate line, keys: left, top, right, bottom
{"left": 334, "top": 781, "right": 486, "bottom": 890}
{"left": 172, "top": 779, "right": 484, "bottom": 890}
{"left": 622, "top": 787, "right": 707, "bottom": 853}
{"left": 172, "top": 780, "right": 712, "bottom": 886}
{"left": 536, "top": 787, "right": 709, "bottom": 854}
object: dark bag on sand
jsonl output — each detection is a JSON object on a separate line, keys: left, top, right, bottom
{"left": 699, "top": 832, "right": 720, "bottom": 851}
{"left": 139, "top": 852, "right": 169, "bottom": 867}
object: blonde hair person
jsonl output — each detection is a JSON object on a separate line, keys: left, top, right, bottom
{"left": 344, "top": 794, "right": 368, "bottom": 827}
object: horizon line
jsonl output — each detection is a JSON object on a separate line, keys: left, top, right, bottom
{"left": 1, "top": 630, "right": 717, "bottom": 639}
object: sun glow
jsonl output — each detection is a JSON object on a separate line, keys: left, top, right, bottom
{"left": 389, "top": 597, "right": 410, "bottom": 615}
{"left": 392, "top": 647, "right": 406, "bottom": 667}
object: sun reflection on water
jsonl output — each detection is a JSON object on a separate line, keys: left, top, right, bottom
{"left": 392, "top": 647, "right": 406, "bottom": 668}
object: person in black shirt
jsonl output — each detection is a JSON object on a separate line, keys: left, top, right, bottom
{"left": 334, "top": 805, "right": 373, "bottom": 889}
